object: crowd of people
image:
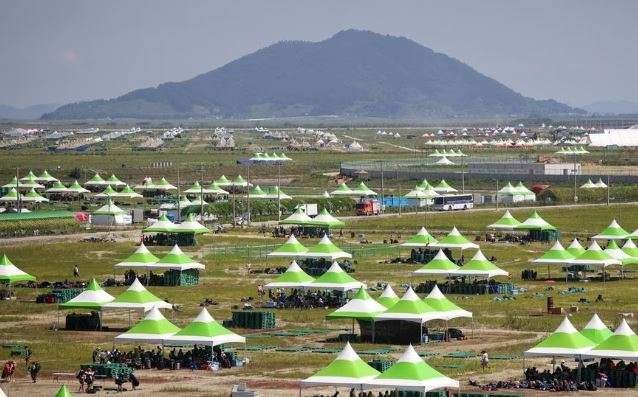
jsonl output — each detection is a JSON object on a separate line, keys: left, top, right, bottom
{"left": 264, "top": 288, "right": 346, "bottom": 309}
{"left": 92, "top": 345, "right": 234, "bottom": 371}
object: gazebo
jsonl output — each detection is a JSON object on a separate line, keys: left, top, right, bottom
{"left": 525, "top": 317, "right": 596, "bottom": 360}
{"left": 0, "top": 254, "right": 36, "bottom": 284}
{"left": 365, "top": 345, "right": 459, "bottom": 393}
{"left": 583, "top": 319, "right": 638, "bottom": 361}
{"left": 531, "top": 241, "right": 575, "bottom": 278}
{"left": 58, "top": 278, "right": 115, "bottom": 310}
{"left": 264, "top": 260, "right": 315, "bottom": 289}
{"left": 267, "top": 235, "right": 309, "bottom": 258}
{"left": 163, "top": 308, "right": 245, "bottom": 346}
{"left": 580, "top": 314, "right": 613, "bottom": 344}
{"left": 114, "top": 307, "right": 180, "bottom": 344}
{"left": 327, "top": 287, "right": 387, "bottom": 334}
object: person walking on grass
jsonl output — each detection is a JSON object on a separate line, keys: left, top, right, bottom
{"left": 73, "top": 265, "right": 80, "bottom": 278}
{"left": 28, "top": 361, "right": 40, "bottom": 383}
{"left": 480, "top": 350, "right": 489, "bottom": 371}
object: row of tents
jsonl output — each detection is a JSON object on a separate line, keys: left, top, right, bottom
{"left": 143, "top": 214, "right": 210, "bottom": 235}
{"left": 279, "top": 209, "right": 345, "bottom": 229}
{"left": 526, "top": 315, "right": 638, "bottom": 361}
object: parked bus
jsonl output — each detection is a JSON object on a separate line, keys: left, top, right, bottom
{"left": 433, "top": 194, "right": 473, "bottom": 211}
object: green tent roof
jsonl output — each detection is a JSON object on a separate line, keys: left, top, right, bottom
{"left": 580, "top": 314, "right": 613, "bottom": 344}
{"left": 279, "top": 208, "right": 314, "bottom": 225}
{"left": 267, "top": 235, "right": 309, "bottom": 257}
{"left": 248, "top": 185, "right": 267, "bottom": 198}
{"left": 301, "top": 342, "right": 380, "bottom": 387}
{"left": 95, "top": 185, "right": 118, "bottom": 197}
{"left": 569, "top": 241, "right": 620, "bottom": 266}
{"left": 304, "top": 235, "right": 352, "bottom": 260}
{"left": 105, "top": 174, "right": 125, "bottom": 186}
{"left": 93, "top": 199, "right": 125, "bottom": 215}
{"left": 416, "top": 179, "right": 432, "bottom": 189}
{"left": 531, "top": 241, "right": 575, "bottom": 264}
{"left": 114, "top": 306, "right": 180, "bottom": 344}
{"left": 37, "top": 169, "right": 58, "bottom": 182}
{"left": 431, "top": 227, "right": 478, "bottom": 250}
{"left": 330, "top": 182, "right": 353, "bottom": 196}
{"left": 452, "top": 250, "right": 508, "bottom": 278}
{"left": 151, "top": 245, "right": 205, "bottom": 270}
{"left": 326, "top": 287, "right": 387, "bottom": 320}
{"left": 525, "top": 317, "right": 595, "bottom": 357}
{"left": 514, "top": 211, "right": 556, "bottom": 231}
{"left": 176, "top": 213, "right": 210, "bottom": 234}
{"left": 54, "top": 385, "right": 74, "bottom": 397}
{"left": 85, "top": 173, "right": 106, "bottom": 185}
{"left": 310, "top": 262, "right": 364, "bottom": 291}
{"left": 404, "top": 186, "right": 439, "bottom": 199}
{"left": 487, "top": 210, "right": 522, "bottom": 230}
{"left": 414, "top": 250, "right": 459, "bottom": 274}
{"left": 0, "top": 254, "right": 36, "bottom": 283}
{"left": 206, "top": 182, "right": 229, "bottom": 195}
{"left": 231, "top": 175, "right": 250, "bottom": 187}
{"left": 67, "top": 180, "right": 90, "bottom": 194}
{"left": 422, "top": 285, "right": 472, "bottom": 320}
{"left": 214, "top": 175, "right": 231, "bottom": 186}
{"left": 585, "top": 319, "right": 638, "bottom": 360}
{"left": 604, "top": 240, "right": 638, "bottom": 265}
{"left": 566, "top": 239, "right": 586, "bottom": 257}
{"left": 367, "top": 345, "right": 459, "bottom": 391}
{"left": 352, "top": 182, "right": 377, "bottom": 196}
{"left": 0, "top": 188, "right": 19, "bottom": 202}
{"left": 164, "top": 308, "right": 245, "bottom": 346}
{"left": 143, "top": 214, "right": 179, "bottom": 233}
{"left": 114, "top": 243, "right": 159, "bottom": 268}
{"left": 433, "top": 179, "right": 457, "bottom": 193}
{"left": 402, "top": 227, "right": 438, "bottom": 247}
{"left": 622, "top": 239, "right": 638, "bottom": 258}
{"left": 265, "top": 260, "right": 315, "bottom": 288}
{"left": 308, "top": 208, "right": 345, "bottom": 228}
{"left": 20, "top": 170, "right": 38, "bottom": 181}
{"left": 592, "top": 219, "right": 629, "bottom": 240}
{"left": 374, "top": 287, "right": 443, "bottom": 323}
{"left": 23, "top": 188, "right": 49, "bottom": 202}
{"left": 377, "top": 285, "right": 400, "bottom": 308}
{"left": 46, "top": 181, "right": 69, "bottom": 193}
{"left": 102, "top": 278, "right": 173, "bottom": 311}
{"left": 59, "top": 278, "right": 115, "bottom": 310}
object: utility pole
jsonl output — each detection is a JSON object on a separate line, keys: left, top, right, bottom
{"left": 200, "top": 163, "right": 204, "bottom": 221}
{"left": 176, "top": 167, "right": 181, "bottom": 222}
{"left": 380, "top": 161, "right": 384, "bottom": 214}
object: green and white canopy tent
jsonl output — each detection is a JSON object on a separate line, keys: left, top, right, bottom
{"left": 18, "top": 175, "right": 45, "bottom": 189}
{"left": 264, "top": 260, "right": 315, "bottom": 289}
{"left": 352, "top": 182, "right": 377, "bottom": 196}
{"left": 514, "top": 211, "right": 556, "bottom": 231}
{"left": 0, "top": 254, "right": 36, "bottom": 284}
{"left": 326, "top": 287, "right": 387, "bottom": 320}
{"left": 93, "top": 200, "right": 125, "bottom": 215}
{"left": 22, "top": 188, "right": 49, "bottom": 202}
{"left": 304, "top": 235, "right": 352, "bottom": 260}
{"left": 622, "top": 239, "right": 638, "bottom": 258}
{"left": 36, "top": 170, "right": 59, "bottom": 183}
{"left": 133, "top": 177, "right": 160, "bottom": 190}
{"left": 580, "top": 179, "right": 598, "bottom": 189}
{"left": 580, "top": 314, "right": 613, "bottom": 345}
{"left": 308, "top": 262, "right": 365, "bottom": 292}
{"left": 434, "top": 156, "right": 454, "bottom": 166}
{"left": 114, "top": 307, "right": 180, "bottom": 344}
{"left": 594, "top": 178, "right": 607, "bottom": 188}
{"left": 423, "top": 285, "right": 472, "bottom": 321}
{"left": 214, "top": 175, "right": 232, "bottom": 186}
{"left": 144, "top": 214, "right": 179, "bottom": 234}
{"left": 230, "top": 175, "right": 251, "bottom": 187}
{"left": 432, "top": 180, "right": 457, "bottom": 193}
{"left": 263, "top": 186, "right": 292, "bottom": 200}
{"left": 117, "top": 185, "right": 143, "bottom": 199}
{"left": 365, "top": 344, "right": 459, "bottom": 392}
{"left": 377, "top": 285, "right": 400, "bottom": 308}
{"left": 267, "top": 235, "right": 309, "bottom": 258}
{"left": 177, "top": 213, "right": 210, "bottom": 234}
{"left": 487, "top": 210, "right": 522, "bottom": 230}
{"left": 513, "top": 182, "right": 536, "bottom": 200}
{"left": 431, "top": 227, "right": 478, "bottom": 250}
{"left": 114, "top": 243, "right": 159, "bottom": 269}
{"left": 184, "top": 181, "right": 210, "bottom": 195}
{"left": 524, "top": 317, "right": 595, "bottom": 358}
{"left": 2, "top": 177, "right": 33, "bottom": 189}
{"left": 248, "top": 185, "right": 267, "bottom": 198}
{"left": 604, "top": 240, "right": 638, "bottom": 265}
{"left": 156, "top": 177, "right": 177, "bottom": 191}
{"left": 404, "top": 186, "right": 439, "bottom": 200}
{"left": 308, "top": 208, "right": 345, "bottom": 228}
{"left": 583, "top": 319, "right": 638, "bottom": 360}
{"left": 19, "top": 170, "right": 38, "bottom": 181}
{"left": 0, "top": 188, "right": 19, "bottom": 202}
{"left": 414, "top": 250, "right": 459, "bottom": 275}
{"left": 164, "top": 307, "right": 245, "bottom": 346}
{"left": 189, "top": 196, "right": 208, "bottom": 207}
{"left": 450, "top": 250, "right": 509, "bottom": 279}
{"left": 279, "top": 207, "right": 313, "bottom": 226}
{"left": 206, "top": 182, "right": 229, "bottom": 195}
{"left": 67, "top": 180, "right": 90, "bottom": 194}
{"left": 531, "top": 241, "right": 575, "bottom": 264}
{"left": 54, "top": 385, "right": 73, "bottom": 397}
{"left": 416, "top": 179, "right": 432, "bottom": 190}
{"left": 58, "top": 278, "right": 115, "bottom": 310}
{"left": 374, "top": 287, "right": 444, "bottom": 324}
{"left": 84, "top": 173, "right": 108, "bottom": 187}
{"left": 105, "top": 174, "right": 126, "bottom": 187}
{"left": 330, "top": 182, "right": 354, "bottom": 196}
{"left": 402, "top": 227, "right": 438, "bottom": 247}
{"left": 102, "top": 278, "right": 173, "bottom": 312}
{"left": 566, "top": 239, "right": 586, "bottom": 257}
{"left": 46, "top": 181, "right": 69, "bottom": 193}
{"left": 301, "top": 342, "right": 380, "bottom": 388}
{"left": 429, "top": 149, "right": 444, "bottom": 157}
{"left": 147, "top": 245, "right": 205, "bottom": 271}
{"left": 568, "top": 241, "right": 621, "bottom": 267}
{"left": 592, "top": 219, "right": 629, "bottom": 241}
{"left": 94, "top": 185, "right": 118, "bottom": 198}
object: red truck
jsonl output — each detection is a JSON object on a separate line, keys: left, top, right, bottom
{"left": 356, "top": 198, "right": 380, "bottom": 216}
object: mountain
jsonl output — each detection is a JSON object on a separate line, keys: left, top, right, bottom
{"left": 0, "top": 103, "right": 60, "bottom": 120}
{"left": 43, "top": 30, "right": 582, "bottom": 120}
{"left": 582, "top": 100, "right": 638, "bottom": 115}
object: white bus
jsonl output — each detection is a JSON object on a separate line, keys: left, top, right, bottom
{"left": 433, "top": 194, "right": 474, "bottom": 211}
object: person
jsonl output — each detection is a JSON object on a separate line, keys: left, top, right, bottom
{"left": 129, "top": 372, "right": 140, "bottom": 390}
{"left": 257, "top": 284, "right": 265, "bottom": 297}
{"left": 85, "top": 367, "right": 95, "bottom": 390}
{"left": 480, "top": 350, "right": 489, "bottom": 371}
{"left": 2, "top": 360, "right": 16, "bottom": 382}
{"left": 73, "top": 265, "right": 80, "bottom": 278}
{"left": 28, "top": 361, "right": 40, "bottom": 383}
{"left": 76, "top": 368, "right": 86, "bottom": 392}
{"left": 114, "top": 373, "right": 125, "bottom": 392}
{"left": 24, "top": 346, "right": 32, "bottom": 370}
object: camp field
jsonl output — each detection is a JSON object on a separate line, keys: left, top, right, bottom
{"left": 1, "top": 203, "right": 638, "bottom": 396}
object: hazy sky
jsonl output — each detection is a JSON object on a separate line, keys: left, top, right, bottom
{"left": 1, "top": 0, "right": 637, "bottom": 108}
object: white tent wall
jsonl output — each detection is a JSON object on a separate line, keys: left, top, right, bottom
{"left": 588, "top": 129, "right": 638, "bottom": 147}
